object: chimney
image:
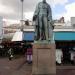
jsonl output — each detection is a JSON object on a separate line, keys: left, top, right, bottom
{"left": 60, "top": 17, "right": 64, "bottom": 23}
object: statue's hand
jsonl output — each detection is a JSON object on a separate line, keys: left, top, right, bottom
{"left": 49, "top": 21, "right": 54, "bottom": 30}
{"left": 52, "top": 25, "right": 54, "bottom": 30}
{"left": 33, "top": 15, "right": 37, "bottom": 21}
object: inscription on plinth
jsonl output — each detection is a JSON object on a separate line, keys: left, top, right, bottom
{"left": 32, "top": 43, "right": 56, "bottom": 75}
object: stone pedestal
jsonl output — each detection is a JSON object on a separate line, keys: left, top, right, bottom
{"left": 32, "top": 43, "right": 56, "bottom": 75}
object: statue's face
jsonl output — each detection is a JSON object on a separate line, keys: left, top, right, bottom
{"left": 43, "top": 0, "right": 46, "bottom": 3}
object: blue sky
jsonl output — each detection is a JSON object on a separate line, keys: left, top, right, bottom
{"left": 52, "top": 0, "right": 75, "bottom": 20}
{"left": 52, "top": 5, "right": 66, "bottom": 19}
{"left": 68, "top": 0, "right": 75, "bottom": 4}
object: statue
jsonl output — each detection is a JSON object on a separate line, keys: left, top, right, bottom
{"left": 33, "top": 0, "right": 54, "bottom": 42}
{"left": 32, "top": 1, "right": 56, "bottom": 75}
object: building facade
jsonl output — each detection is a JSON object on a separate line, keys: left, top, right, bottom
{"left": 2, "top": 17, "right": 75, "bottom": 64}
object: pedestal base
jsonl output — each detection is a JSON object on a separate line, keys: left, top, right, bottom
{"left": 32, "top": 43, "right": 56, "bottom": 75}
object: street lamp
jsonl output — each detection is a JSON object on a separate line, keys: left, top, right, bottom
{"left": 20, "top": 0, "right": 24, "bottom": 31}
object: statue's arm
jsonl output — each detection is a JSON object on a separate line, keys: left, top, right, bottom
{"left": 33, "top": 4, "right": 39, "bottom": 21}
{"left": 47, "top": 5, "right": 54, "bottom": 29}
{"left": 47, "top": 5, "right": 52, "bottom": 22}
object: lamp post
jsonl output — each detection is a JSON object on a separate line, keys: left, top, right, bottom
{"left": 20, "top": 0, "right": 24, "bottom": 31}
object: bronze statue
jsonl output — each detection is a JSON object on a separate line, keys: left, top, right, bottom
{"left": 33, "top": 0, "right": 54, "bottom": 41}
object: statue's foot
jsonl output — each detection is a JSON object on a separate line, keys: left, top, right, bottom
{"left": 39, "top": 38, "right": 42, "bottom": 41}
{"left": 48, "top": 39, "right": 51, "bottom": 41}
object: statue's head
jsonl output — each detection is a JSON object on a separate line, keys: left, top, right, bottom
{"left": 43, "top": 0, "right": 46, "bottom": 3}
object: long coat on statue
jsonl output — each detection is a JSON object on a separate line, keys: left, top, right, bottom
{"left": 33, "top": 1, "right": 54, "bottom": 41}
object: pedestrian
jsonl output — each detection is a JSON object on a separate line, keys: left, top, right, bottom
{"left": 26, "top": 45, "right": 32, "bottom": 64}
{"left": 56, "top": 49, "right": 63, "bottom": 65}
{"left": 8, "top": 48, "right": 13, "bottom": 60}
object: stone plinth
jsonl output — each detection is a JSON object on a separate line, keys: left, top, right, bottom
{"left": 32, "top": 43, "right": 56, "bottom": 75}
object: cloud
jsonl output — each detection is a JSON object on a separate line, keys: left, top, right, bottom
{"left": 55, "top": 2, "right": 75, "bottom": 22}
{"left": 52, "top": 0, "right": 68, "bottom": 6}
{"left": 24, "top": 12, "right": 34, "bottom": 20}
{"left": 0, "top": 4, "right": 14, "bottom": 14}
{"left": 64, "top": 3, "right": 75, "bottom": 21}
{"left": 0, "top": 0, "right": 69, "bottom": 24}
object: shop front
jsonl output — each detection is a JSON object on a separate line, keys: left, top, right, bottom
{"left": 54, "top": 31, "right": 75, "bottom": 64}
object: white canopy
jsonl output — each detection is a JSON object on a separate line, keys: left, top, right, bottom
{"left": 12, "top": 30, "right": 23, "bottom": 41}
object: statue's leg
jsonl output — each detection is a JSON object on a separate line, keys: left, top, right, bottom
{"left": 48, "top": 22, "right": 52, "bottom": 41}
{"left": 39, "top": 16, "right": 42, "bottom": 40}
{"left": 49, "top": 24, "right": 55, "bottom": 43}
{"left": 43, "top": 17, "right": 49, "bottom": 40}
{"left": 35, "top": 19, "right": 40, "bottom": 41}
{"left": 35, "top": 25, "right": 37, "bottom": 40}
{"left": 35, "top": 25, "right": 38, "bottom": 40}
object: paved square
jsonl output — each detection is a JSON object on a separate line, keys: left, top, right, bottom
{"left": 0, "top": 56, "right": 75, "bottom": 75}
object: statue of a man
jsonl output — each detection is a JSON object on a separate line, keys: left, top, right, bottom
{"left": 33, "top": 0, "right": 54, "bottom": 41}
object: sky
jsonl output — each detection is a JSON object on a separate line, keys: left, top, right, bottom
{"left": 0, "top": 0, "right": 75, "bottom": 25}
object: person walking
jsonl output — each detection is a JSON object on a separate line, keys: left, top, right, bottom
{"left": 8, "top": 48, "right": 13, "bottom": 60}
{"left": 26, "top": 45, "right": 32, "bottom": 64}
